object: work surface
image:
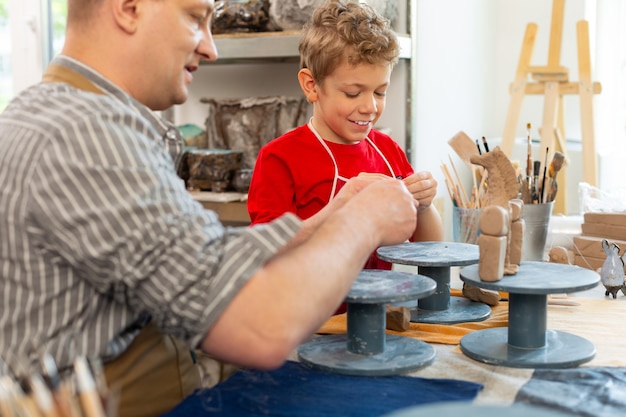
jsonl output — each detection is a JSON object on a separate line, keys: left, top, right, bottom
{"left": 447, "top": 267, "right": 625, "bottom": 416}
{"left": 167, "top": 275, "right": 626, "bottom": 417}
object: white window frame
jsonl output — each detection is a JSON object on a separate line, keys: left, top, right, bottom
{"left": 8, "top": 0, "right": 48, "bottom": 95}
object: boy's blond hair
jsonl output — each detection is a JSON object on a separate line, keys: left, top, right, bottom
{"left": 299, "top": 0, "right": 400, "bottom": 84}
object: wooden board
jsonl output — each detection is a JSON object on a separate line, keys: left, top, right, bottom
{"left": 581, "top": 223, "right": 626, "bottom": 241}
{"left": 573, "top": 235, "right": 626, "bottom": 259}
{"left": 583, "top": 212, "right": 626, "bottom": 228}
{"left": 573, "top": 254, "right": 604, "bottom": 270}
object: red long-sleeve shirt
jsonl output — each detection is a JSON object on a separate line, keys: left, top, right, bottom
{"left": 248, "top": 124, "right": 415, "bottom": 271}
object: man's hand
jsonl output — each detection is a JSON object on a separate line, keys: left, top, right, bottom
{"left": 343, "top": 178, "right": 417, "bottom": 246}
{"left": 303, "top": 173, "right": 418, "bottom": 246}
{"left": 331, "top": 172, "right": 392, "bottom": 203}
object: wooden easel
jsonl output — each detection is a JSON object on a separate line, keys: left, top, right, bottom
{"left": 500, "top": 0, "right": 601, "bottom": 214}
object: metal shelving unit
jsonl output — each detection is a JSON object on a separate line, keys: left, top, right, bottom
{"left": 204, "top": 0, "right": 417, "bottom": 158}
{"left": 211, "top": 30, "right": 412, "bottom": 63}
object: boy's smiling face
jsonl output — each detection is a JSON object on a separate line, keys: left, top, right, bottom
{"left": 306, "top": 60, "right": 392, "bottom": 145}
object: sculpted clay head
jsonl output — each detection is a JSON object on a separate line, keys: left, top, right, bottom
{"left": 470, "top": 147, "right": 519, "bottom": 208}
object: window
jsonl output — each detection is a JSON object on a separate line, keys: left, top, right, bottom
{"left": 0, "top": 0, "right": 10, "bottom": 111}
{"left": 1, "top": 0, "right": 66, "bottom": 111}
{"left": 47, "top": 0, "right": 67, "bottom": 60}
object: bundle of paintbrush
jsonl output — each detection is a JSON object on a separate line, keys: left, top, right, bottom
{"left": 519, "top": 150, "right": 566, "bottom": 204}
{"left": 0, "top": 353, "right": 116, "bottom": 417}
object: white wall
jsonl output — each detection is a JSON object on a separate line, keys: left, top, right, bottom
{"left": 593, "top": 0, "right": 626, "bottom": 192}
{"left": 413, "top": 0, "right": 494, "bottom": 183}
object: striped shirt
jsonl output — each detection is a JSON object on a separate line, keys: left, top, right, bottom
{"left": 0, "top": 55, "right": 301, "bottom": 372}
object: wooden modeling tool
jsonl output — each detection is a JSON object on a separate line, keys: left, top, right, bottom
{"left": 74, "top": 357, "right": 106, "bottom": 417}
{"left": 448, "top": 156, "right": 470, "bottom": 207}
{"left": 11, "top": 378, "right": 42, "bottom": 417}
{"left": 448, "top": 131, "right": 480, "bottom": 168}
{"left": 41, "top": 353, "right": 82, "bottom": 417}
{"left": 29, "top": 373, "right": 60, "bottom": 417}
{"left": 0, "top": 378, "right": 18, "bottom": 417}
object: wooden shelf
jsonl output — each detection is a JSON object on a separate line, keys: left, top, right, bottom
{"left": 189, "top": 191, "right": 251, "bottom": 225}
{"left": 197, "top": 200, "right": 250, "bottom": 225}
{"left": 210, "top": 30, "right": 412, "bottom": 64}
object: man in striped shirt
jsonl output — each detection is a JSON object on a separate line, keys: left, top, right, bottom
{"left": 0, "top": 0, "right": 420, "bottom": 415}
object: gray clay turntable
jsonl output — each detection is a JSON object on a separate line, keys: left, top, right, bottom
{"left": 297, "top": 269, "right": 437, "bottom": 376}
{"left": 376, "top": 241, "right": 490, "bottom": 324}
{"left": 459, "top": 261, "right": 600, "bottom": 368}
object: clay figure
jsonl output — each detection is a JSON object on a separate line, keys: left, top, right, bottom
{"left": 600, "top": 239, "right": 626, "bottom": 298}
{"left": 507, "top": 199, "right": 525, "bottom": 269}
{"left": 470, "top": 147, "right": 520, "bottom": 276}
{"left": 477, "top": 205, "right": 510, "bottom": 282}
{"left": 469, "top": 147, "right": 519, "bottom": 208}
{"left": 548, "top": 246, "right": 571, "bottom": 264}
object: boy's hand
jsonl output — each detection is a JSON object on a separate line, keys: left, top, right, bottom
{"left": 403, "top": 171, "right": 438, "bottom": 210}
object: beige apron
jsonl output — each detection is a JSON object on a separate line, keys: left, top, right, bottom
{"left": 43, "top": 63, "right": 202, "bottom": 417}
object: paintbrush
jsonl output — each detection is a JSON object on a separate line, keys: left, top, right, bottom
{"left": 546, "top": 151, "right": 566, "bottom": 202}
{"left": 481, "top": 136, "right": 490, "bottom": 153}
{"left": 532, "top": 160, "right": 541, "bottom": 203}
{"left": 540, "top": 147, "right": 549, "bottom": 203}
{"left": 525, "top": 123, "right": 533, "bottom": 195}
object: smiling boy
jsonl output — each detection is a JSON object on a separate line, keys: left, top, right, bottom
{"left": 248, "top": 0, "right": 444, "bottom": 272}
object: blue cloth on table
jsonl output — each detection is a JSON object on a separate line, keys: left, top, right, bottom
{"left": 161, "top": 360, "right": 482, "bottom": 417}
{"left": 516, "top": 367, "right": 626, "bottom": 417}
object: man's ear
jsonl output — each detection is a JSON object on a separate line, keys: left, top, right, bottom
{"left": 298, "top": 69, "right": 319, "bottom": 103}
{"left": 111, "top": 0, "right": 141, "bottom": 33}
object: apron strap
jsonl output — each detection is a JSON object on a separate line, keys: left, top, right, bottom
{"left": 42, "top": 63, "right": 104, "bottom": 95}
